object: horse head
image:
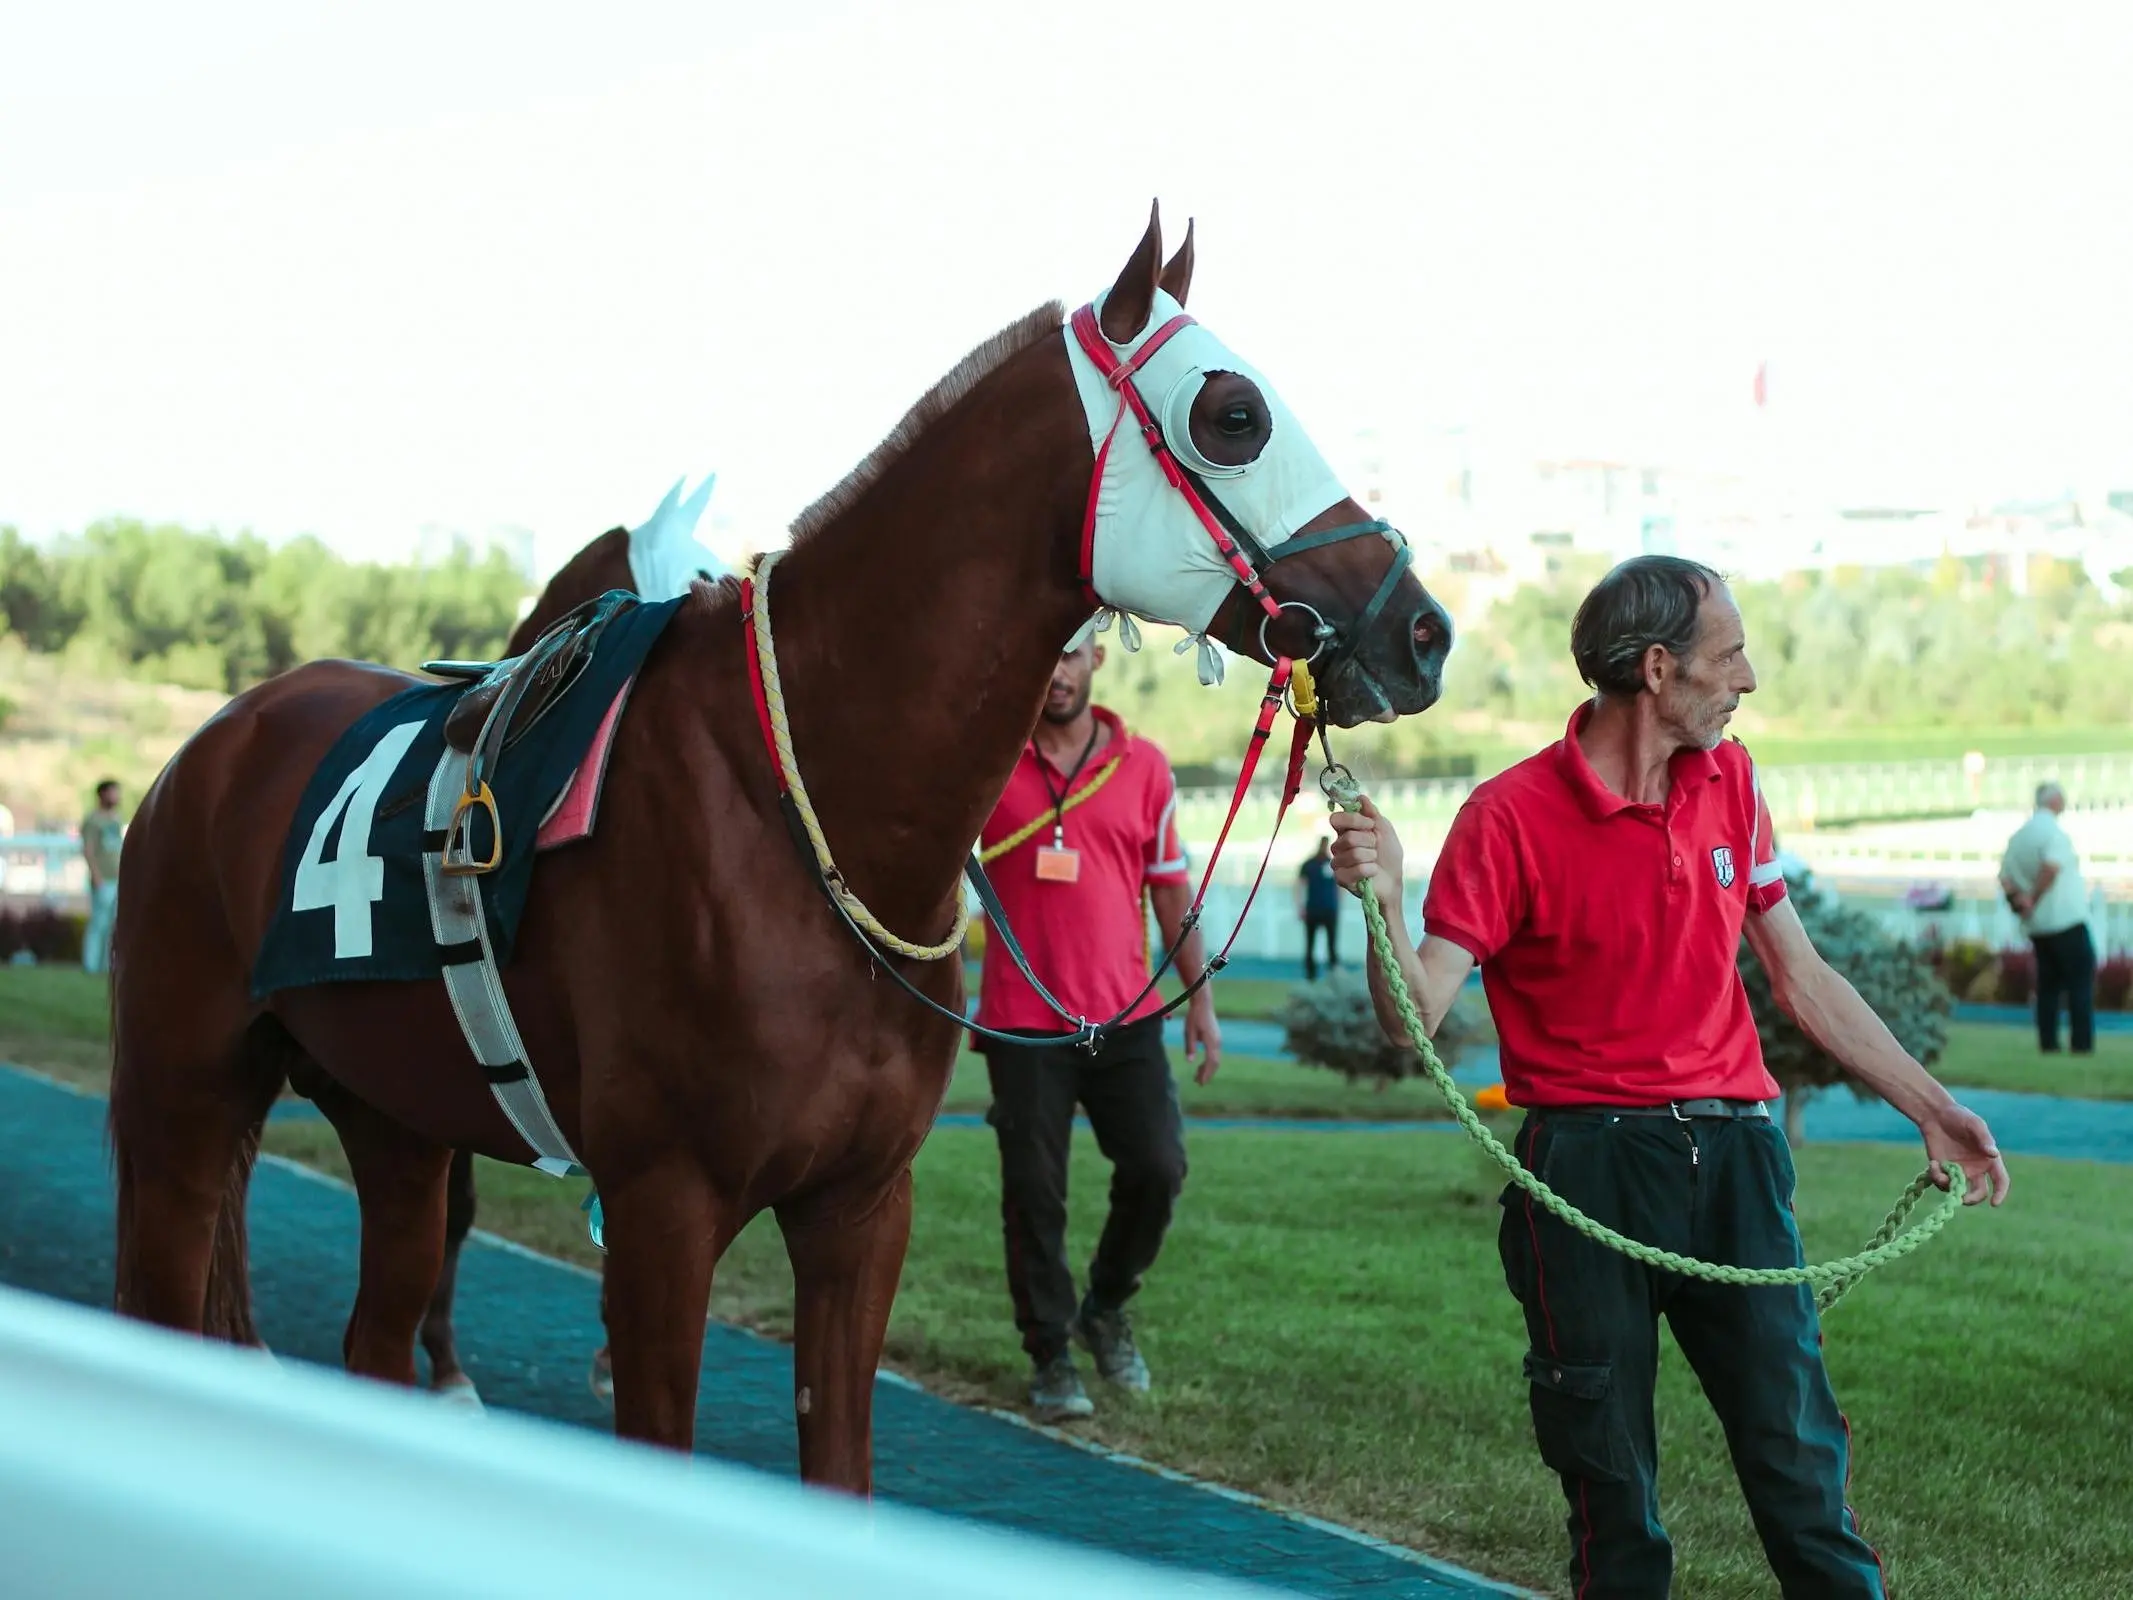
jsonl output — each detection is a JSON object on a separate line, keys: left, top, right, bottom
{"left": 1067, "top": 203, "right": 1453, "bottom": 728}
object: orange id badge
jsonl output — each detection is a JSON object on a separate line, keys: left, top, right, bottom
{"left": 1034, "top": 846, "right": 1082, "bottom": 883}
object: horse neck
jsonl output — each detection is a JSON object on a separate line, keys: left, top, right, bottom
{"left": 766, "top": 339, "right": 1092, "bottom": 930}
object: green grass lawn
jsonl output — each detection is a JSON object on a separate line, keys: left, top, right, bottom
{"left": 1728, "top": 724, "right": 2133, "bottom": 768}
{"left": 0, "top": 964, "right": 110, "bottom": 1088}
{"left": 1450, "top": 724, "right": 2133, "bottom": 781}
{"left": 1933, "top": 1021, "right": 2133, "bottom": 1101}
{"left": 260, "top": 1118, "right": 2133, "bottom": 1599}
{"left": 15, "top": 963, "right": 2133, "bottom": 1594}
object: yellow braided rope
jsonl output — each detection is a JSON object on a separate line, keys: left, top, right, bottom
{"left": 976, "top": 756, "right": 1126, "bottom": 865}
{"left": 749, "top": 551, "right": 969, "bottom": 961}
{"left": 1323, "top": 770, "right": 1969, "bottom": 1315}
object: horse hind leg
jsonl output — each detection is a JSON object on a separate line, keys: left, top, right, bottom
{"left": 776, "top": 1167, "right": 915, "bottom": 1495}
{"left": 308, "top": 1079, "right": 455, "bottom": 1389}
{"left": 418, "top": 1146, "right": 485, "bottom": 1407}
{"left": 110, "top": 1003, "right": 288, "bottom": 1344}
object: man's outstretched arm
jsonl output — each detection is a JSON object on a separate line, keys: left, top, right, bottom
{"left": 1743, "top": 899, "right": 2010, "bottom": 1204}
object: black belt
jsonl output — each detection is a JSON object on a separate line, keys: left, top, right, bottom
{"left": 1545, "top": 1098, "right": 1770, "bottom": 1121}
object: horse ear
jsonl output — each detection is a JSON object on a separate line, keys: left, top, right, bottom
{"left": 1158, "top": 218, "right": 1194, "bottom": 307}
{"left": 1099, "top": 200, "right": 1164, "bottom": 343}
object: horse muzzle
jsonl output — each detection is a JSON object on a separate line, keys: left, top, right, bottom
{"left": 1311, "top": 590, "right": 1453, "bottom": 729}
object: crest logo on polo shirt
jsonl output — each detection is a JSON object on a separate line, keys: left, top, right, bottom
{"left": 1711, "top": 845, "right": 1736, "bottom": 889}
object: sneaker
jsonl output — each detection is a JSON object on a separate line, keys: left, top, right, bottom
{"left": 1071, "top": 1300, "right": 1151, "bottom": 1392}
{"left": 1029, "top": 1354, "right": 1095, "bottom": 1422}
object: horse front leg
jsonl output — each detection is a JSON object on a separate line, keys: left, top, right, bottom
{"left": 600, "top": 1163, "right": 725, "bottom": 1452}
{"left": 775, "top": 1167, "right": 914, "bottom": 1495}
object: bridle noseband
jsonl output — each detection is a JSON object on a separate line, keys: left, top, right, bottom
{"left": 1067, "top": 302, "right": 1411, "bottom": 679}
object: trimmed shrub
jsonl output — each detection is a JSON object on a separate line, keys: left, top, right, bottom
{"left": 0, "top": 906, "right": 86, "bottom": 964}
{"left": 1281, "top": 966, "right": 1494, "bottom": 1082}
{"left": 1993, "top": 947, "right": 2036, "bottom": 1007}
{"left": 2097, "top": 954, "right": 2133, "bottom": 1013}
{"left": 1929, "top": 936, "right": 1995, "bottom": 1003}
{"left": 1737, "top": 869, "right": 1950, "bottom": 1111}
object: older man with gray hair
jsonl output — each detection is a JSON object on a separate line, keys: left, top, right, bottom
{"left": 1999, "top": 781, "right": 2095, "bottom": 1054}
{"left": 1330, "top": 554, "right": 2005, "bottom": 1599}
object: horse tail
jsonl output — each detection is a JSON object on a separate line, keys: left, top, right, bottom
{"left": 107, "top": 974, "right": 272, "bottom": 1347}
{"left": 200, "top": 1118, "right": 264, "bottom": 1345}
{"left": 106, "top": 942, "right": 144, "bottom": 1319}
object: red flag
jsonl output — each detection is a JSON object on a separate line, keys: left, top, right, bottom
{"left": 1753, "top": 361, "right": 1768, "bottom": 410}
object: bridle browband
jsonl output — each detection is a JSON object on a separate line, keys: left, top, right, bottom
{"left": 740, "top": 297, "right": 1407, "bottom": 1052}
{"left": 1066, "top": 302, "right": 1411, "bottom": 679}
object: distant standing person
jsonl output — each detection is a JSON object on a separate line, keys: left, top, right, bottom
{"left": 1296, "top": 836, "right": 1341, "bottom": 980}
{"left": 1999, "top": 781, "right": 2095, "bottom": 1055}
{"left": 973, "top": 640, "right": 1221, "bottom": 1423}
{"left": 80, "top": 779, "right": 124, "bottom": 974}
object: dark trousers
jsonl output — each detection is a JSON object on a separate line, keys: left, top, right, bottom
{"left": 1498, "top": 1111, "right": 1886, "bottom": 1600}
{"left": 2032, "top": 924, "right": 2097, "bottom": 1054}
{"left": 981, "top": 1016, "right": 1187, "bottom": 1364}
{"left": 1302, "top": 913, "right": 1339, "bottom": 980}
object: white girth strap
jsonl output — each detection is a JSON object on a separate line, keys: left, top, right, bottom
{"left": 421, "top": 748, "right": 582, "bottom": 1176}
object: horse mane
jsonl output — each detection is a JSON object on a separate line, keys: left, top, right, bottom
{"left": 787, "top": 300, "right": 1066, "bottom": 545}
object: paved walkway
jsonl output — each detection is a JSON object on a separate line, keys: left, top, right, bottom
{"left": 0, "top": 1065, "right": 1521, "bottom": 1600}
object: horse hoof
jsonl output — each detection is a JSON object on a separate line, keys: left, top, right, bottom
{"left": 587, "top": 1346, "right": 613, "bottom": 1405}
{"left": 433, "top": 1374, "right": 485, "bottom": 1412}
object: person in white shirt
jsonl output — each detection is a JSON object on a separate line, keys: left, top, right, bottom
{"left": 1998, "top": 782, "right": 2095, "bottom": 1055}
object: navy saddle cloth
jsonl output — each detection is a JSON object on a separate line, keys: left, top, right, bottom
{"left": 251, "top": 592, "right": 684, "bottom": 997}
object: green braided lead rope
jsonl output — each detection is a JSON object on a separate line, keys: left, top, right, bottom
{"left": 1323, "top": 773, "right": 1965, "bottom": 1314}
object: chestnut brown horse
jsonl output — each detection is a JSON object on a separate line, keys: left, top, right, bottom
{"left": 106, "top": 205, "right": 1453, "bottom": 1493}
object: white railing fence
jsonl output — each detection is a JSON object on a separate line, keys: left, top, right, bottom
{"left": 0, "top": 832, "right": 90, "bottom": 907}
{"left": 0, "top": 1284, "right": 1289, "bottom": 1600}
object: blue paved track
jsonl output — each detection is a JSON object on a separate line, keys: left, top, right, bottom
{"left": 930, "top": 1090, "right": 2133, "bottom": 1164}
{"left": 0, "top": 1066, "right": 1520, "bottom": 1599}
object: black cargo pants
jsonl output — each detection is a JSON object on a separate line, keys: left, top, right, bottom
{"left": 1498, "top": 1108, "right": 1887, "bottom": 1599}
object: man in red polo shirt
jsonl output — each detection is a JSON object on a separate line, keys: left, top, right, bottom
{"left": 974, "top": 639, "right": 1221, "bottom": 1423}
{"left": 1330, "top": 555, "right": 2008, "bottom": 1600}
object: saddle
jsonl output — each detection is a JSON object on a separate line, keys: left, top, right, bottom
{"left": 421, "top": 590, "right": 634, "bottom": 875}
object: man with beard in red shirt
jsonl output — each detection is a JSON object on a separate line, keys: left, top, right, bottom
{"left": 973, "top": 640, "right": 1221, "bottom": 1423}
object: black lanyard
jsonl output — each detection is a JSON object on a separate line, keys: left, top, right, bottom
{"left": 1032, "top": 722, "right": 1101, "bottom": 850}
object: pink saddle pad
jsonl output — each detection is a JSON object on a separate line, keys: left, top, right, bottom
{"left": 534, "top": 676, "right": 635, "bottom": 850}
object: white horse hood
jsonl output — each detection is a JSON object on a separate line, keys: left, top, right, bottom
{"left": 1062, "top": 288, "right": 1350, "bottom": 650}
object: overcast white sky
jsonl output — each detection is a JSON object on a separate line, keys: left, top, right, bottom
{"left": 4, "top": 1, "right": 2130, "bottom": 577}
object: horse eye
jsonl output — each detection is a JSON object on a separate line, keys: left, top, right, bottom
{"left": 1218, "top": 405, "right": 1256, "bottom": 436}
